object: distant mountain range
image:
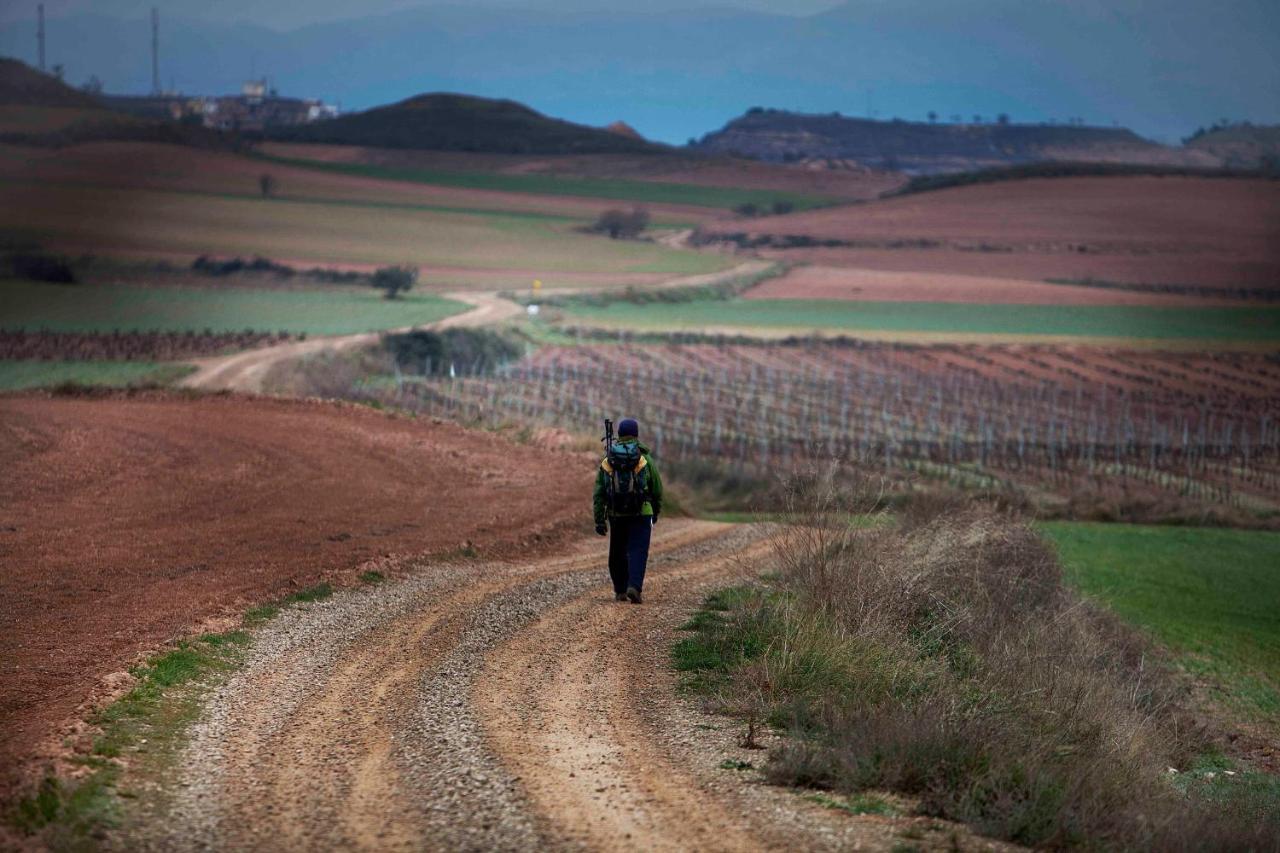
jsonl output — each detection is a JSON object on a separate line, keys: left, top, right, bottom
{"left": 1, "top": 1, "right": 1277, "bottom": 146}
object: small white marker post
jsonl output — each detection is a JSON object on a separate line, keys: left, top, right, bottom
{"left": 527, "top": 278, "right": 542, "bottom": 316}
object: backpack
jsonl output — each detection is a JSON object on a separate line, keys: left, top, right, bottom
{"left": 604, "top": 441, "right": 650, "bottom": 515}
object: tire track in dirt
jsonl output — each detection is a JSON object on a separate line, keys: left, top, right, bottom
{"left": 474, "top": 539, "right": 773, "bottom": 851}
{"left": 472, "top": 535, "right": 903, "bottom": 852}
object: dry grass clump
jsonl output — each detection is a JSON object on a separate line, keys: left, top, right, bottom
{"left": 699, "top": 474, "right": 1277, "bottom": 849}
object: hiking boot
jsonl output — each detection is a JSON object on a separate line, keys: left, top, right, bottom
{"left": 625, "top": 586, "right": 642, "bottom": 604}
{"left": 615, "top": 592, "right": 627, "bottom": 602}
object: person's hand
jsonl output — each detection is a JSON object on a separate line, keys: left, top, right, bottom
{"left": 595, "top": 523, "right": 608, "bottom": 536}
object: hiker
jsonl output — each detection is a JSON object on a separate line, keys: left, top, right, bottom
{"left": 594, "top": 417, "right": 663, "bottom": 604}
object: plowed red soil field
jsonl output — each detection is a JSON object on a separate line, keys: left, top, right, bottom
{"left": 0, "top": 392, "right": 588, "bottom": 796}
{"left": 711, "top": 176, "right": 1280, "bottom": 289}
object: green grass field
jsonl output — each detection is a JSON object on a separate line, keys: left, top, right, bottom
{"left": 0, "top": 360, "right": 194, "bottom": 390}
{"left": 1043, "top": 522, "right": 1280, "bottom": 723}
{"left": 556, "top": 299, "right": 1280, "bottom": 341}
{"left": 261, "top": 155, "right": 837, "bottom": 212}
{"left": 0, "top": 182, "right": 730, "bottom": 278}
{"left": 1, "top": 281, "right": 469, "bottom": 335}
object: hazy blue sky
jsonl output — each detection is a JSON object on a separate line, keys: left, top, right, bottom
{"left": 5, "top": 1, "right": 845, "bottom": 28}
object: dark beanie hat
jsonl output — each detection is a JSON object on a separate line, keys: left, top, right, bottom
{"left": 618, "top": 418, "right": 639, "bottom": 437}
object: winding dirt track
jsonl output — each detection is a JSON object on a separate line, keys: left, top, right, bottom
{"left": 178, "top": 291, "right": 521, "bottom": 392}
{"left": 178, "top": 261, "right": 772, "bottom": 394}
{"left": 136, "top": 522, "right": 899, "bottom": 851}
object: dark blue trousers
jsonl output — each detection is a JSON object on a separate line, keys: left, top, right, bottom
{"left": 608, "top": 515, "right": 652, "bottom": 593}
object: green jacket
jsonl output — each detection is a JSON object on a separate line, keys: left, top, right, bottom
{"left": 593, "top": 438, "right": 663, "bottom": 525}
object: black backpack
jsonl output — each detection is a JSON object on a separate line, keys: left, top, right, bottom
{"left": 606, "top": 441, "right": 650, "bottom": 515}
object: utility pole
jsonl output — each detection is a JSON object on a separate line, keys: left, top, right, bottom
{"left": 151, "top": 7, "right": 160, "bottom": 95}
{"left": 37, "top": 4, "right": 45, "bottom": 72}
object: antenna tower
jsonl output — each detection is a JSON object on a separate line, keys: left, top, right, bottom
{"left": 37, "top": 4, "right": 46, "bottom": 72}
{"left": 151, "top": 8, "right": 160, "bottom": 95}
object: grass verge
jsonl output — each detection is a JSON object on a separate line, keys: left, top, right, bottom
{"left": 0, "top": 360, "right": 195, "bottom": 391}
{"left": 5, "top": 584, "right": 333, "bottom": 847}
{"left": 244, "top": 582, "right": 333, "bottom": 626}
{"left": 674, "top": 478, "right": 1280, "bottom": 848}
{"left": 7, "top": 631, "right": 250, "bottom": 847}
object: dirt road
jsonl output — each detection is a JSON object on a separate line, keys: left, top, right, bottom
{"left": 179, "top": 291, "right": 521, "bottom": 392}
{"left": 129, "top": 521, "right": 898, "bottom": 852}
{"left": 179, "top": 262, "right": 773, "bottom": 394}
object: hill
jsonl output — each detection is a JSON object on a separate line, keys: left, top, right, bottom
{"left": 693, "top": 109, "right": 1219, "bottom": 174}
{"left": 1186, "top": 123, "right": 1280, "bottom": 170}
{"left": 267, "top": 93, "right": 665, "bottom": 156}
{"left": 0, "top": 56, "right": 101, "bottom": 107}
{"left": 0, "top": 58, "right": 223, "bottom": 147}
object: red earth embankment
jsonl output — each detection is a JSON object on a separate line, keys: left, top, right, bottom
{"left": 0, "top": 392, "right": 588, "bottom": 797}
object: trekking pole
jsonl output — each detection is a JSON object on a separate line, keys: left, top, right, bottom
{"left": 603, "top": 418, "right": 616, "bottom": 505}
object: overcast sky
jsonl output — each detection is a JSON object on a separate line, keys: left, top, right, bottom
{"left": 6, "top": 1, "right": 845, "bottom": 28}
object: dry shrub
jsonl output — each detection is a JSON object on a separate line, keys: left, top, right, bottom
{"left": 261, "top": 347, "right": 392, "bottom": 400}
{"left": 725, "top": 469, "right": 1277, "bottom": 849}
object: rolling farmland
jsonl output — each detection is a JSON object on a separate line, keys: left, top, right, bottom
{"left": 1044, "top": 521, "right": 1280, "bottom": 722}
{"left": 354, "top": 340, "right": 1280, "bottom": 516}
{"left": 257, "top": 142, "right": 903, "bottom": 203}
{"left": 0, "top": 281, "right": 468, "bottom": 335}
{"left": 0, "top": 142, "right": 729, "bottom": 225}
{"left": 257, "top": 154, "right": 838, "bottom": 212}
{"left": 698, "top": 175, "right": 1280, "bottom": 290}
{"left": 553, "top": 299, "right": 1280, "bottom": 342}
{"left": 0, "top": 181, "right": 727, "bottom": 277}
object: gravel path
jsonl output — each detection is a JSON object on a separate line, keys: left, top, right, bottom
{"left": 123, "top": 520, "right": 959, "bottom": 851}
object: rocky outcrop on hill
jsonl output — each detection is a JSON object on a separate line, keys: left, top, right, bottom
{"left": 1185, "top": 123, "right": 1280, "bottom": 170}
{"left": 604, "top": 120, "right": 644, "bottom": 141}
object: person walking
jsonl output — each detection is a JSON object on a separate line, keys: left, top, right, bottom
{"left": 593, "top": 418, "right": 663, "bottom": 604}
